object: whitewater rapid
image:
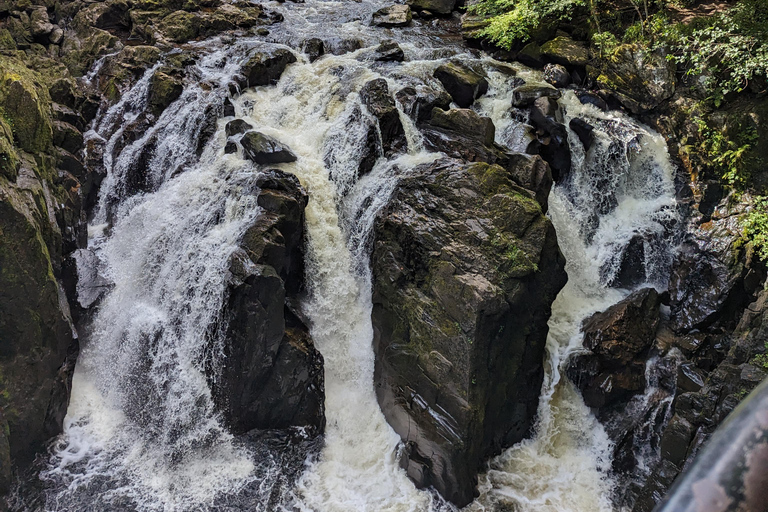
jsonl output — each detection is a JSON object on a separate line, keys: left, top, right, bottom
{"left": 33, "top": 7, "right": 679, "bottom": 511}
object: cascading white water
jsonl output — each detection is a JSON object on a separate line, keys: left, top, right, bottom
{"left": 35, "top": 5, "right": 680, "bottom": 510}
{"left": 468, "top": 90, "right": 679, "bottom": 512}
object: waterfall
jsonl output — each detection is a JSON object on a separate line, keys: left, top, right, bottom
{"left": 32, "top": 5, "right": 679, "bottom": 510}
{"left": 468, "top": 90, "right": 679, "bottom": 512}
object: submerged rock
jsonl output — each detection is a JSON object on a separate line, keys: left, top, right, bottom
{"left": 241, "top": 131, "right": 298, "bottom": 164}
{"left": 372, "top": 158, "right": 567, "bottom": 506}
{"left": 433, "top": 61, "right": 489, "bottom": 108}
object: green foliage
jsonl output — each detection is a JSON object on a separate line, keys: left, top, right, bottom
{"left": 692, "top": 116, "right": 759, "bottom": 188}
{"left": 743, "top": 197, "right": 768, "bottom": 262}
{"left": 625, "top": 0, "right": 768, "bottom": 104}
{"left": 592, "top": 30, "right": 618, "bottom": 57}
{"left": 467, "top": 0, "right": 585, "bottom": 48}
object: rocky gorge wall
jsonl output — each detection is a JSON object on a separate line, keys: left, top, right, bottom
{"left": 0, "top": 0, "right": 766, "bottom": 509}
{"left": 458, "top": 5, "right": 768, "bottom": 510}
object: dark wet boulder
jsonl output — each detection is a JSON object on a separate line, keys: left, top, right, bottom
{"left": 214, "top": 170, "right": 324, "bottom": 435}
{"left": 600, "top": 233, "right": 648, "bottom": 288}
{"left": 327, "top": 37, "right": 363, "bottom": 55}
{"left": 433, "top": 62, "right": 489, "bottom": 108}
{"left": 577, "top": 91, "right": 608, "bottom": 111}
{"left": 668, "top": 217, "right": 746, "bottom": 333}
{"left": 568, "top": 288, "right": 661, "bottom": 408}
{"left": 52, "top": 121, "right": 84, "bottom": 155}
{"left": 301, "top": 38, "right": 325, "bottom": 62}
{"left": 543, "top": 63, "right": 570, "bottom": 88}
{"left": 239, "top": 48, "right": 297, "bottom": 88}
{"left": 371, "top": 4, "right": 412, "bottom": 27}
{"left": 527, "top": 95, "right": 570, "bottom": 181}
{"left": 360, "top": 78, "right": 408, "bottom": 156}
{"left": 428, "top": 107, "right": 495, "bottom": 146}
{"left": 373, "top": 40, "right": 404, "bottom": 62}
{"left": 408, "top": 0, "right": 456, "bottom": 14}
{"left": 224, "top": 140, "right": 237, "bottom": 154}
{"left": 372, "top": 158, "right": 567, "bottom": 506}
{"left": 511, "top": 84, "right": 561, "bottom": 108}
{"left": 241, "top": 131, "right": 298, "bottom": 164}
{"left": 395, "top": 85, "right": 451, "bottom": 122}
{"left": 225, "top": 119, "right": 253, "bottom": 137}
{"left": 540, "top": 35, "right": 590, "bottom": 67}
{"left": 568, "top": 117, "right": 595, "bottom": 151}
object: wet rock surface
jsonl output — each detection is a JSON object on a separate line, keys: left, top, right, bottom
{"left": 214, "top": 170, "right": 325, "bottom": 435}
{"left": 568, "top": 288, "right": 661, "bottom": 408}
{"left": 371, "top": 157, "right": 567, "bottom": 506}
{"left": 433, "top": 61, "right": 489, "bottom": 108}
{"left": 0, "top": 56, "right": 82, "bottom": 495}
{"left": 371, "top": 4, "right": 412, "bottom": 27}
{"left": 241, "top": 131, "right": 298, "bottom": 164}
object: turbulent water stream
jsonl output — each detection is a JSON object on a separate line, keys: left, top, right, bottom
{"left": 29, "top": 2, "right": 678, "bottom": 511}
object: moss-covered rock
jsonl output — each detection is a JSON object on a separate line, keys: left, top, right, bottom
{"left": 157, "top": 10, "right": 198, "bottom": 42}
{"left": 590, "top": 44, "right": 676, "bottom": 114}
{"left": 148, "top": 69, "right": 184, "bottom": 116}
{"left": 372, "top": 158, "right": 567, "bottom": 506}
{"left": 540, "top": 35, "right": 590, "bottom": 67}
{"left": 0, "top": 118, "right": 19, "bottom": 181}
{"left": 0, "top": 56, "right": 53, "bottom": 155}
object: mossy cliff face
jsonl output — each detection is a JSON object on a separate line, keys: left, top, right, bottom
{"left": 0, "top": 55, "right": 80, "bottom": 495}
{"left": 371, "top": 158, "right": 567, "bottom": 506}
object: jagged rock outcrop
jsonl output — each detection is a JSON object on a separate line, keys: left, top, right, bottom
{"left": 0, "top": 55, "right": 82, "bottom": 495}
{"left": 433, "top": 62, "right": 489, "bottom": 108}
{"left": 371, "top": 158, "right": 567, "bottom": 506}
{"left": 588, "top": 45, "right": 676, "bottom": 114}
{"left": 568, "top": 288, "right": 661, "bottom": 408}
{"left": 213, "top": 170, "right": 325, "bottom": 435}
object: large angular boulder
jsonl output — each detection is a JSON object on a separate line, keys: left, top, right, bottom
{"left": 213, "top": 170, "right": 324, "bottom": 434}
{"left": 371, "top": 158, "right": 567, "bottom": 506}
{"left": 668, "top": 216, "right": 746, "bottom": 333}
{"left": 371, "top": 5, "right": 412, "bottom": 27}
{"left": 428, "top": 107, "right": 495, "bottom": 146}
{"left": 408, "top": 0, "right": 456, "bottom": 15}
{"left": 396, "top": 85, "right": 452, "bottom": 123}
{"left": 241, "top": 131, "right": 298, "bottom": 164}
{"left": 359, "top": 78, "right": 408, "bottom": 157}
{"left": 239, "top": 48, "right": 297, "bottom": 89}
{"left": 568, "top": 288, "right": 661, "bottom": 408}
{"left": 433, "top": 62, "right": 489, "bottom": 108}
{"left": 540, "top": 36, "right": 590, "bottom": 67}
